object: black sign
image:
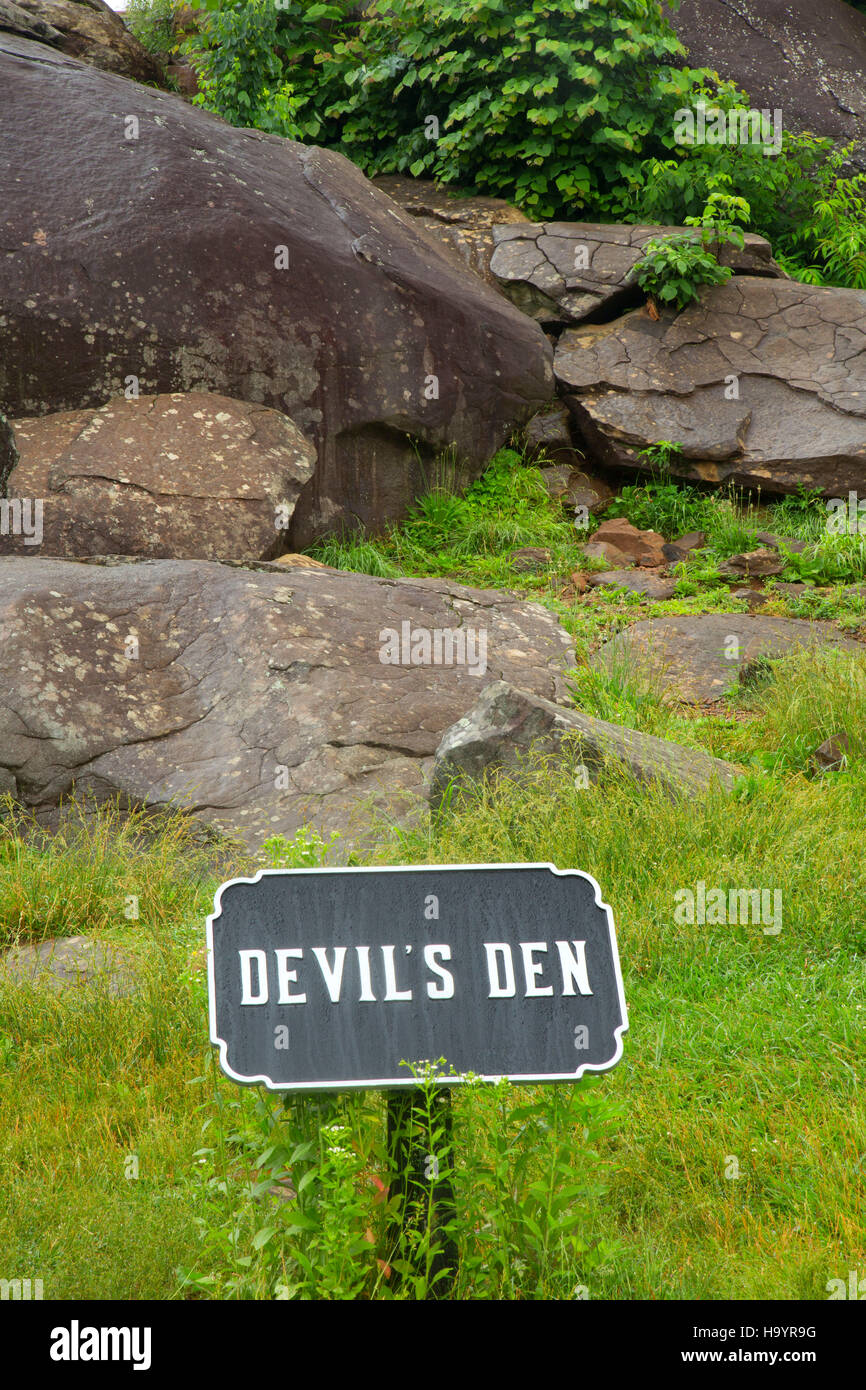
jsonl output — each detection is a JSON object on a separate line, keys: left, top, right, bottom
{"left": 206, "top": 863, "right": 628, "bottom": 1090}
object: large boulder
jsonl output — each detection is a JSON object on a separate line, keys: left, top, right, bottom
{"left": 590, "top": 614, "right": 863, "bottom": 704}
{"left": 0, "top": 37, "right": 553, "bottom": 544}
{"left": 0, "top": 0, "right": 163, "bottom": 84}
{"left": 1, "top": 393, "right": 316, "bottom": 561}
{"left": 556, "top": 277, "right": 866, "bottom": 496}
{"left": 430, "top": 680, "right": 740, "bottom": 806}
{"left": 0, "top": 558, "right": 573, "bottom": 849}
{"left": 490, "top": 222, "right": 782, "bottom": 325}
{"left": 666, "top": 0, "right": 866, "bottom": 170}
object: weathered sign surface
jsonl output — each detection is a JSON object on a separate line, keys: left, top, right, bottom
{"left": 207, "top": 864, "right": 628, "bottom": 1090}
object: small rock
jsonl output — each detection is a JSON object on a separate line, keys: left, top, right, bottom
{"left": 509, "top": 546, "right": 552, "bottom": 573}
{"left": 537, "top": 465, "right": 574, "bottom": 499}
{"left": 579, "top": 540, "right": 634, "bottom": 568}
{"left": 1, "top": 935, "right": 139, "bottom": 997}
{"left": 755, "top": 531, "right": 810, "bottom": 556}
{"left": 568, "top": 571, "right": 588, "bottom": 594}
{"left": 565, "top": 469, "right": 613, "bottom": 515}
{"left": 718, "top": 548, "right": 785, "bottom": 579}
{"left": 732, "top": 587, "right": 770, "bottom": 610}
{"left": 273, "top": 553, "right": 332, "bottom": 570}
{"left": 593, "top": 518, "right": 667, "bottom": 567}
{"left": 771, "top": 581, "right": 810, "bottom": 598}
{"left": 587, "top": 569, "right": 677, "bottom": 599}
{"left": 663, "top": 531, "right": 707, "bottom": 563}
{"left": 812, "top": 733, "right": 850, "bottom": 772}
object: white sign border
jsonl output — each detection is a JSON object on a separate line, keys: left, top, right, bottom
{"left": 206, "top": 862, "right": 629, "bottom": 1092}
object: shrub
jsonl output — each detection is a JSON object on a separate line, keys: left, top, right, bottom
{"left": 319, "top": 0, "right": 727, "bottom": 219}
{"left": 125, "top": 0, "right": 176, "bottom": 59}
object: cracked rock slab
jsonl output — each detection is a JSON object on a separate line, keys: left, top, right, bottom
{"left": 0, "top": 37, "right": 552, "bottom": 545}
{"left": 429, "top": 680, "right": 740, "bottom": 806}
{"left": 490, "top": 222, "right": 782, "bottom": 324}
{"left": 590, "top": 614, "right": 862, "bottom": 704}
{"left": 557, "top": 277, "right": 866, "bottom": 495}
{"left": 0, "top": 557, "right": 573, "bottom": 851}
{"left": 2, "top": 393, "right": 316, "bottom": 561}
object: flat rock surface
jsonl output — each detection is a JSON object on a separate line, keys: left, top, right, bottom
{"left": 0, "top": 557, "right": 573, "bottom": 849}
{"left": 0, "top": 37, "right": 552, "bottom": 544}
{"left": 491, "top": 222, "right": 781, "bottom": 323}
{"left": 2, "top": 393, "right": 316, "bottom": 561}
{"left": 590, "top": 614, "right": 862, "bottom": 703}
{"left": 1, "top": 934, "right": 138, "bottom": 996}
{"left": 372, "top": 175, "right": 529, "bottom": 289}
{"left": 558, "top": 278, "right": 866, "bottom": 495}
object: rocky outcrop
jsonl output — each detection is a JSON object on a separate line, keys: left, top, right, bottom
{"left": 2, "top": 393, "right": 316, "bottom": 561}
{"left": 372, "top": 176, "right": 530, "bottom": 289}
{"left": 0, "top": 558, "right": 573, "bottom": 849}
{"left": 590, "top": 614, "right": 862, "bottom": 703}
{"left": 429, "top": 681, "right": 740, "bottom": 806}
{"left": 556, "top": 277, "right": 866, "bottom": 497}
{"left": 667, "top": 0, "right": 866, "bottom": 170}
{"left": 0, "top": 37, "right": 553, "bottom": 545}
{"left": 0, "top": 0, "right": 163, "bottom": 84}
{"left": 490, "top": 222, "right": 783, "bottom": 324}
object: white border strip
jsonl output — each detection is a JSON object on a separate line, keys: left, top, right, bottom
{"left": 206, "top": 863, "right": 629, "bottom": 1092}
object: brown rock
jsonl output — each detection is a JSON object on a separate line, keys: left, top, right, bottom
{"left": 0, "top": 37, "right": 553, "bottom": 545}
{"left": 812, "top": 733, "right": 850, "bottom": 771}
{"left": 579, "top": 540, "right": 634, "bottom": 568}
{"left": 718, "top": 549, "right": 785, "bottom": 579}
{"left": 509, "top": 546, "right": 552, "bottom": 573}
{"left": 1, "top": 393, "right": 316, "bottom": 562}
{"left": 273, "top": 553, "right": 332, "bottom": 570}
{"left": 565, "top": 469, "right": 613, "bottom": 515}
{"left": 593, "top": 518, "right": 667, "bottom": 567}
{"left": 591, "top": 614, "right": 862, "bottom": 704}
{"left": 0, "top": 0, "right": 164, "bottom": 84}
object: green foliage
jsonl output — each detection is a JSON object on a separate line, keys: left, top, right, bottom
{"left": 185, "top": 0, "right": 304, "bottom": 136}
{"left": 124, "top": 0, "right": 176, "bottom": 59}
{"left": 309, "top": 447, "right": 580, "bottom": 589}
{"left": 261, "top": 827, "right": 339, "bottom": 869}
{"left": 779, "top": 150, "right": 866, "bottom": 290}
{"left": 630, "top": 190, "right": 747, "bottom": 311}
{"left": 315, "top": 0, "right": 726, "bottom": 219}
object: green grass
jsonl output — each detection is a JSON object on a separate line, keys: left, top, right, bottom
{"left": 1, "top": 645, "right": 864, "bottom": 1300}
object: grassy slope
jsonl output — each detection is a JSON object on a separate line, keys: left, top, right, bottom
{"left": 1, "top": 454, "right": 864, "bottom": 1299}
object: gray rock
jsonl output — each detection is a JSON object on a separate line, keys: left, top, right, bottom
{"left": 1, "top": 934, "right": 138, "bottom": 997}
{"left": 586, "top": 569, "right": 677, "bottom": 600}
{"left": 490, "top": 221, "right": 783, "bottom": 324}
{"left": 717, "top": 549, "right": 785, "bottom": 579}
{"left": 732, "top": 587, "right": 770, "bottom": 610}
{"left": 557, "top": 278, "right": 866, "bottom": 497}
{"left": 2, "top": 393, "right": 316, "bottom": 562}
{"left": 0, "top": 37, "right": 553, "bottom": 545}
{"left": 0, "top": 557, "right": 574, "bottom": 850}
{"left": 429, "top": 681, "right": 740, "bottom": 807}
{"left": 590, "top": 614, "right": 862, "bottom": 703}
